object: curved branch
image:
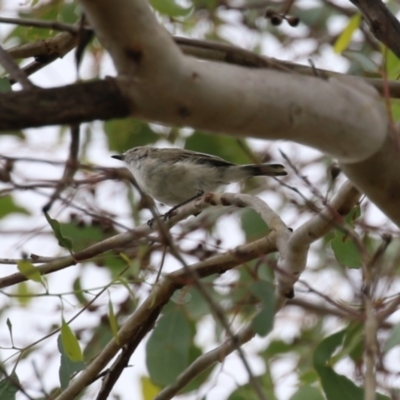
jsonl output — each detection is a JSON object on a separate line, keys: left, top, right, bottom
{"left": 276, "top": 181, "right": 361, "bottom": 296}
{"left": 175, "top": 36, "right": 400, "bottom": 98}
{"left": 55, "top": 235, "right": 278, "bottom": 399}
{"left": 0, "top": 192, "right": 278, "bottom": 289}
{"left": 154, "top": 324, "right": 255, "bottom": 400}
{"left": 52, "top": 187, "right": 361, "bottom": 399}
{"left": 8, "top": 31, "right": 77, "bottom": 60}
{"left": 76, "top": 0, "right": 400, "bottom": 228}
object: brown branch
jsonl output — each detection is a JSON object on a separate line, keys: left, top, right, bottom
{"left": 0, "top": 71, "right": 400, "bottom": 131}
{"left": 0, "top": 35, "right": 399, "bottom": 133}
{"left": 0, "top": 79, "right": 130, "bottom": 130}
{"left": 0, "top": 16, "right": 80, "bottom": 34}
{"left": 7, "top": 31, "right": 79, "bottom": 84}
{"left": 0, "top": 44, "right": 35, "bottom": 90}
{"left": 0, "top": 193, "right": 278, "bottom": 290}
{"left": 350, "top": 0, "right": 400, "bottom": 59}
{"left": 54, "top": 235, "right": 277, "bottom": 400}
{"left": 0, "top": 37, "right": 399, "bottom": 132}
{"left": 95, "top": 305, "right": 162, "bottom": 400}
{"left": 7, "top": 31, "right": 78, "bottom": 60}
{"left": 154, "top": 324, "right": 256, "bottom": 400}
{"left": 98, "top": 193, "right": 284, "bottom": 400}
{"left": 42, "top": 125, "right": 80, "bottom": 212}
{"left": 0, "top": 365, "right": 34, "bottom": 400}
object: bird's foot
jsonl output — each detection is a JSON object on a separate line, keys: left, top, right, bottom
{"left": 147, "top": 209, "right": 178, "bottom": 229}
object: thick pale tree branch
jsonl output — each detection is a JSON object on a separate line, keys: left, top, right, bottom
{"left": 276, "top": 180, "right": 361, "bottom": 296}
{"left": 74, "top": 0, "right": 400, "bottom": 228}
{"left": 1, "top": 2, "right": 398, "bottom": 225}
{"left": 175, "top": 37, "right": 400, "bottom": 98}
{"left": 79, "top": 0, "right": 387, "bottom": 162}
{"left": 0, "top": 193, "right": 278, "bottom": 289}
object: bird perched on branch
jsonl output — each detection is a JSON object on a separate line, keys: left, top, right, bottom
{"left": 112, "top": 146, "right": 287, "bottom": 216}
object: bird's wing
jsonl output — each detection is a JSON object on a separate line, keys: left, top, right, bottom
{"left": 166, "top": 148, "right": 234, "bottom": 167}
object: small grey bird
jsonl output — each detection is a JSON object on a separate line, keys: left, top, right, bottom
{"left": 112, "top": 146, "right": 287, "bottom": 211}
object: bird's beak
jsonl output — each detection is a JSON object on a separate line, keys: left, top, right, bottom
{"left": 111, "top": 155, "right": 124, "bottom": 161}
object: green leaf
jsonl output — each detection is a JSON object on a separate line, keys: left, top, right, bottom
{"left": 390, "top": 98, "right": 400, "bottom": 122}
{"left": 241, "top": 208, "right": 270, "bottom": 241}
{"left": 44, "top": 213, "right": 73, "bottom": 252}
{"left": 341, "top": 322, "right": 363, "bottom": 364}
{"left": 313, "top": 330, "right": 390, "bottom": 400}
{"left": 146, "top": 307, "right": 192, "bottom": 386}
{"left": 180, "top": 343, "right": 213, "bottom": 393}
{"left": 104, "top": 118, "right": 159, "bottom": 153}
{"left": 384, "top": 46, "right": 400, "bottom": 80}
{"left": 0, "top": 78, "right": 11, "bottom": 93}
{"left": 228, "top": 382, "right": 266, "bottom": 400}
{"left": 289, "top": 386, "right": 324, "bottom": 400}
{"left": 83, "top": 321, "right": 114, "bottom": 361}
{"left": 0, "top": 195, "right": 30, "bottom": 219}
{"left": 182, "top": 287, "right": 213, "bottom": 320}
{"left": 116, "top": 276, "right": 137, "bottom": 299}
{"left": 384, "top": 322, "right": 400, "bottom": 352}
{"left": 295, "top": 6, "right": 337, "bottom": 29}
{"left": 345, "top": 205, "right": 361, "bottom": 223}
{"left": 17, "top": 260, "right": 43, "bottom": 284}
{"left": 330, "top": 206, "right": 362, "bottom": 268}
{"left": 6, "top": 318, "right": 14, "bottom": 346}
{"left": 333, "top": 13, "right": 361, "bottom": 54}
{"left": 72, "top": 277, "right": 89, "bottom": 305}
{"left": 141, "top": 376, "right": 161, "bottom": 400}
{"left": 108, "top": 298, "right": 119, "bottom": 345}
{"left": 0, "top": 372, "right": 19, "bottom": 400}
{"left": 171, "top": 289, "right": 192, "bottom": 305}
{"left": 57, "top": 335, "right": 85, "bottom": 389}
{"left": 185, "top": 131, "right": 252, "bottom": 165}
{"left": 14, "top": 282, "right": 32, "bottom": 306}
{"left": 314, "top": 330, "right": 363, "bottom": 399}
{"left": 250, "top": 281, "right": 275, "bottom": 337}
{"left": 58, "top": 3, "right": 79, "bottom": 24}
{"left": 232, "top": 371, "right": 271, "bottom": 399}
{"left": 150, "top": 0, "right": 192, "bottom": 17}
{"left": 58, "top": 221, "right": 105, "bottom": 252}
{"left": 263, "top": 339, "right": 293, "bottom": 358}
{"left": 61, "top": 319, "right": 83, "bottom": 362}
{"left": 331, "top": 231, "right": 361, "bottom": 267}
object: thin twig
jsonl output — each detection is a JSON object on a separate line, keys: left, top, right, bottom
{"left": 152, "top": 193, "right": 291, "bottom": 400}
{"left": 363, "top": 236, "right": 391, "bottom": 400}
{"left": 53, "top": 193, "right": 282, "bottom": 400}
{"left": 0, "top": 255, "right": 67, "bottom": 265}
{"left": 0, "top": 16, "right": 80, "bottom": 34}
{"left": 0, "top": 363, "right": 34, "bottom": 400}
{"left": 42, "top": 124, "right": 80, "bottom": 212}
{"left": 154, "top": 324, "right": 255, "bottom": 400}
{"left": 95, "top": 305, "right": 162, "bottom": 400}
{"left": 0, "top": 44, "right": 35, "bottom": 90}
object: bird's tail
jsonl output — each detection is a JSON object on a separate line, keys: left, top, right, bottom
{"left": 222, "top": 163, "right": 287, "bottom": 182}
{"left": 243, "top": 163, "right": 287, "bottom": 177}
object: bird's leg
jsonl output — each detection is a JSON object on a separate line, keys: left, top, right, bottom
{"left": 163, "top": 190, "right": 205, "bottom": 221}
{"left": 147, "top": 190, "right": 204, "bottom": 229}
